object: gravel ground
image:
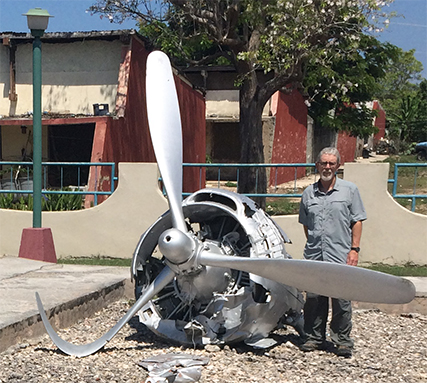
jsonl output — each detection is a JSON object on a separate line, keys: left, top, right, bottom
{"left": 1, "top": 300, "right": 426, "bottom": 383}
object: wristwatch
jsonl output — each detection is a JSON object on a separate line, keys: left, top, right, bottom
{"left": 351, "top": 247, "right": 360, "bottom": 252}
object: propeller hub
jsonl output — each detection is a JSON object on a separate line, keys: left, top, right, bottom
{"left": 158, "top": 228, "right": 195, "bottom": 265}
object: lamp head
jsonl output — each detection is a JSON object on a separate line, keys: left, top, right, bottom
{"left": 23, "top": 8, "right": 53, "bottom": 35}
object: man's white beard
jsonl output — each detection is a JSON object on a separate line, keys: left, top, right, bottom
{"left": 320, "top": 171, "right": 334, "bottom": 182}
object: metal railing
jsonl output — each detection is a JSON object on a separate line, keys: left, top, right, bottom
{"left": 388, "top": 163, "right": 427, "bottom": 212}
{"left": 184, "top": 162, "right": 426, "bottom": 212}
{"left": 2, "top": 161, "right": 424, "bottom": 212}
{"left": 183, "top": 163, "right": 316, "bottom": 197}
{"left": 0, "top": 162, "right": 117, "bottom": 206}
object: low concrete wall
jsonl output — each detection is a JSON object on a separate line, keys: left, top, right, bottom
{"left": 0, "top": 163, "right": 168, "bottom": 259}
{"left": 0, "top": 162, "right": 426, "bottom": 265}
{"left": 274, "top": 162, "right": 427, "bottom": 265}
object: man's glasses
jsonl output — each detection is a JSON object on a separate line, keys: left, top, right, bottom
{"left": 318, "top": 161, "right": 337, "bottom": 167}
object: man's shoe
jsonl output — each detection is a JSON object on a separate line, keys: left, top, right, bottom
{"left": 299, "top": 341, "right": 325, "bottom": 352}
{"left": 336, "top": 345, "right": 352, "bottom": 358}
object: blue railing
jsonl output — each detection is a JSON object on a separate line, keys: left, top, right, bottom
{"left": 183, "top": 163, "right": 317, "bottom": 197}
{"left": 184, "top": 162, "right": 426, "bottom": 212}
{"left": 2, "top": 161, "right": 424, "bottom": 212}
{"left": 0, "top": 162, "right": 117, "bottom": 206}
{"left": 388, "top": 163, "right": 427, "bottom": 212}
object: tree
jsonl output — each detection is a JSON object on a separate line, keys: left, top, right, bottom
{"left": 415, "top": 79, "right": 427, "bottom": 142}
{"left": 375, "top": 47, "right": 424, "bottom": 113}
{"left": 386, "top": 81, "right": 427, "bottom": 148}
{"left": 373, "top": 48, "right": 426, "bottom": 149}
{"left": 304, "top": 35, "right": 395, "bottom": 138}
{"left": 89, "top": 0, "right": 393, "bottom": 206}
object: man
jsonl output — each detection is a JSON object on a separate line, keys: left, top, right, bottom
{"left": 298, "top": 147, "right": 366, "bottom": 358}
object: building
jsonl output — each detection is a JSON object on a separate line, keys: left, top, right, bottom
{"left": 0, "top": 29, "right": 206, "bottom": 201}
{"left": 183, "top": 67, "right": 308, "bottom": 185}
{"left": 1, "top": 29, "right": 385, "bottom": 197}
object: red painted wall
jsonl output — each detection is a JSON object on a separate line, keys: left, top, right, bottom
{"left": 269, "top": 90, "right": 307, "bottom": 186}
{"left": 373, "top": 101, "right": 386, "bottom": 144}
{"left": 90, "top": 37, "right": 206, "bottom": 198}
{"left": 337, "top": 132, "right": 357, "bottom": 163}
{"left": 175, "top": 78, "right": 206, "bottom": 193}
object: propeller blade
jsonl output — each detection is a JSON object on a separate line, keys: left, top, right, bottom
{"left": 199, "top": 252, "right": 415, "bottom": 304}
{"left": 36, "top": 266, "right": 175, "bottom": 357}
{"left": 146, "top": 51, "right": 187, "bottom": 233}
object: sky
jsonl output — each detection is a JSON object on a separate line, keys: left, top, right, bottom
{"left": 0, "top": 0, "right": 426, "bottom": 78}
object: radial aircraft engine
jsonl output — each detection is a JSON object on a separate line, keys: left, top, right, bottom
{"left": 36, "top": 51, "right": 416, "bottom": 357}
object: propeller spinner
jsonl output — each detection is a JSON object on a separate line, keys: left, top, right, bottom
{"left": 36, "top": 51, "right": 416, "bottom": 357}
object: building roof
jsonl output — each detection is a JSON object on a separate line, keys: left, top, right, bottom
{"left": 0, "top": 29, "right": 144, "bottom": 45}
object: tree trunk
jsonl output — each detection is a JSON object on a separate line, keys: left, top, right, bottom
{"left": 237, "top": 74, "right": 267, "bottom": 209}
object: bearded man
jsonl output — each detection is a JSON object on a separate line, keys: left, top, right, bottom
{"left": 298, "top": 147, "right": 367, "bottom": 358}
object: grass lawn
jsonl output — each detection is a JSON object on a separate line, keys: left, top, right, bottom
{"left": 266, "top": 196, "right": 301, "bottom": 215}
{"left": 363, "top": 263, "right": 427, "bottom": 277}
{"left": 58, "top": 256, "right": 131, "bottom": 267}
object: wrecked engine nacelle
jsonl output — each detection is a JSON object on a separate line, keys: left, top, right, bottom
{"left": 131, "top": 188, "right": 304, "bottom": 347}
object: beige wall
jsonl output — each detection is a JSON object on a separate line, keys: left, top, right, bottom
{"left": 205, "top": 90, "right": 271, "bottom": 118}
{"left": 1, "top": 39, "right": 122, "bottom": 116}
{"left": 0, "top": 163, "right": 168, "bottom": 258}
{"left": 0, "top": 125, "right": 48, "bottom": 161}
{"left": 0, "top": 162, "right": 426, "bottom": 265}
{"left": 274, "top": 162, "right": 427, "bottom": 265}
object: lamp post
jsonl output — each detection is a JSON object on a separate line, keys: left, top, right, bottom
{"left": 18, "top": 8, "right": 56, "bottom": 263}
{"left": 23, "top": 8, "right": 53, "bottom": 228}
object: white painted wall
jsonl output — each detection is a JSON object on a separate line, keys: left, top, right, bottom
{"left": 0, "top": 162, "right": 425, "bottom": 265}
{"left": 0, "top": 39, "right": 122, "bottom": 116}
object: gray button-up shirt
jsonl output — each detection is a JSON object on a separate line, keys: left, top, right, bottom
{"left": 298, "top": 178, "right": 367, "bottom": 264}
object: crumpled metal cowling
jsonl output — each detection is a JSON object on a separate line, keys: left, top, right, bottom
{"left": 132, "top": 188, "right": 304, "bottom": 347}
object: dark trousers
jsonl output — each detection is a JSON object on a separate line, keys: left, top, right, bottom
{"left": 303, "top": 293, "right": 354, "bottom": 348}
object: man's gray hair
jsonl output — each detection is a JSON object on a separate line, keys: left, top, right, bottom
{"left": 316, "top": 147, "right": 341, "bottom": 164}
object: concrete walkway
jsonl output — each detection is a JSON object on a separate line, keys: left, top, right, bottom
{"left": 0, "top": 256, "right": 426, "bottom": 353}
{"left": 0, "top": 256, "right": 132, "bottom": 353}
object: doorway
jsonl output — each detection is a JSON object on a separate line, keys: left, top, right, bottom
{"left": 48, "top": 123, "right": 95, "bottom": 187}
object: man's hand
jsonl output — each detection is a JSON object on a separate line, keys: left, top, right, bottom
{"left": 347, "top": 250, "right": 359, "bottom": 266}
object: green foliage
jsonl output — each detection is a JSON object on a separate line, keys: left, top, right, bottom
{"left": 58, "top": 256, "right": 131, "bottom": 267}
{"left": 0, "top": 193, "right": 14, "bottom": 209}
{"left": 42, "top": 190, "right": 83, "bottom": 211}
{"left": 364, "top": 263, "right": 427, "bottom": 277}
{"left": 387, "top": 95, "right": 421, "bottom": 144}
{"left": 305, "top": 36, "right": 396, "bottom": 137}
{"left": 0, "top": 190, "right": 83, "bottom": 211}
{"left": 265, "top": 198, "right": 300, "bottom": 216}
{"left": 373, "top": 48, "right": 426, "bottom": 150}
{"left": 375, "top": 47, "right": 424, "bottom": 112}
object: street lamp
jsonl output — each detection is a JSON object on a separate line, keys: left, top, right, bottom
{"left": 24, "top": 7, "right": 53, "bottom": 33}
{"left": 18, "top": 8, "right": 56, "bottom": 263}
{"left": 23, "top": 8, "right": 53, "bottom": 228}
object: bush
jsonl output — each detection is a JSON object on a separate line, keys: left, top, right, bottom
{"left": 0, "top": 190, "right": 83, "bottom": 211}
